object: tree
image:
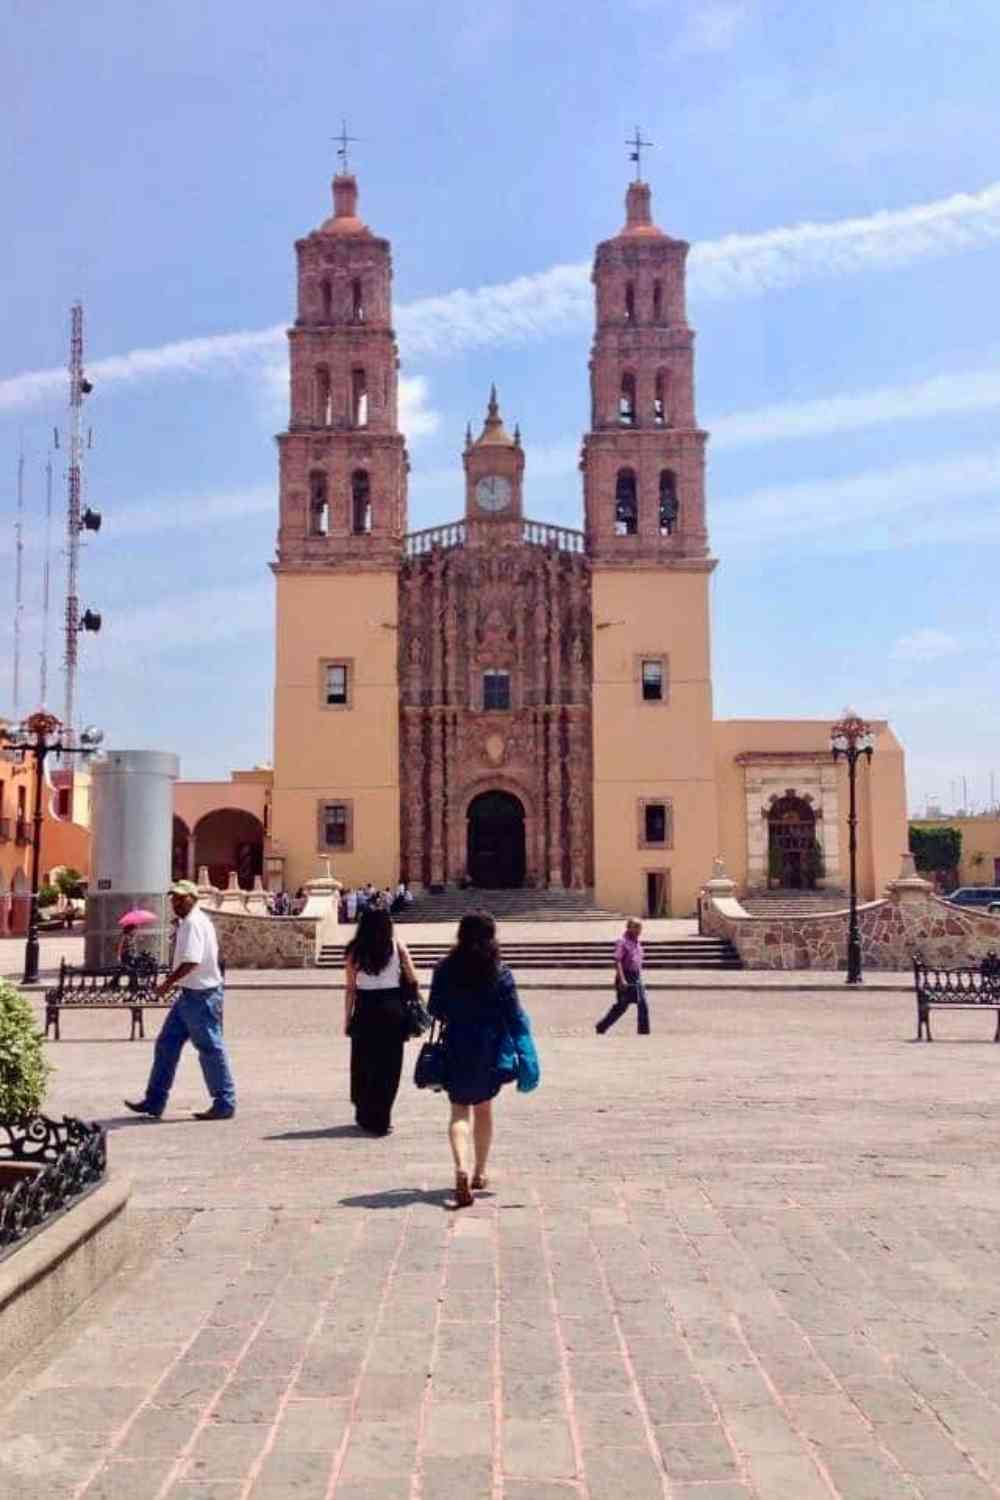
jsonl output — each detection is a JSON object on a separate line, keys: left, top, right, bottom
{"left": 0, "top": 980, "right": 51, "bottom": 1121}
{"left": 909, "top": 825, "right": 962, "bottom": 882}
{"left": 52, "top": 867, "right": 85, "bottom": 899}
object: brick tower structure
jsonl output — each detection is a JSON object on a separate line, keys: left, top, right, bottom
{"left": 270, "top": 173, "right": 405, "bottom": 885}
{"left": 583, "top": 177, "right": 718, "bottom": 917}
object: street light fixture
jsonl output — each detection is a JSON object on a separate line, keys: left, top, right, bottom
{"left": 0, "top": 710, "right": 104, "bottom": 986}
{"left": 830, "top": 708, "right": 874, "bottom": 985}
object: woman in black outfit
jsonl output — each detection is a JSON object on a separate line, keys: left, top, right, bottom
{"left": 344, "top": 904, "right": 418, "bottom": 1135}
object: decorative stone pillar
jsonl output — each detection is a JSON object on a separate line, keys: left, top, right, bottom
{"left": 245, "top": 876, "right": 269, "bottom": 915}
{"left": 196, "top": 866, "right": 219, "bottom": 908}
{"left": 429, "top": 712, "right": 445, "bottom": 887}
{"left": 218, "top": 871, "right": 247, "bottom": 912}
{"left": 886, "top": 852, "right": 934, "bottom": 903}
{"left": 547, "top": 709, "right": 563, "bottom": 888}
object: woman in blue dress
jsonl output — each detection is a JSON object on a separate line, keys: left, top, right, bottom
{"left": 429, "top": 910, "right": 536, "bottom": 1207}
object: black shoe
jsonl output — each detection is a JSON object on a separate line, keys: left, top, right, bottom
{"left": 193, "top": 1104, "right": 236, "bottom": 1121}
{"left": 123, "top": 1099, "right": 162, "bottom": 1119}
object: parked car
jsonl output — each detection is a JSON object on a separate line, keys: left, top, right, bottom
{"left": 946, "top": 887, "right": 1000, "bottom": 908}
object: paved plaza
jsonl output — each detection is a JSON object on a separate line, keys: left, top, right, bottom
{"left": 2, "top": 972, "right": 1000, "bottom": 1499}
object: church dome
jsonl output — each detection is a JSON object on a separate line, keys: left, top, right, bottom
{"left": 320, "top": 173, "right": 371, "bottom": 236}
{"left": 472, "top": 385, "right": 517, "bottom": 447}
{"left": 616, "top": 180, "right": 667, "bottom": 240}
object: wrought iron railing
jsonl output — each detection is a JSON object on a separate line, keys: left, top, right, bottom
{"left": 404, "top": 517, "right": 586, "bottom": 557}
{"left": 0, "top": 1116, "right": 107, "bottom": 1256}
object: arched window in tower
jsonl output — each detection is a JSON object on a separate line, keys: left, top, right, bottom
{"left": 659, "top": 470, "right": 679, "bottom": 536}
{"left": 619, "top": 372, "right": 637, "bottom": 427}
{"left": 653, "top": 371, "right": 667, "bottom": 427}
{"left": 352, "top": 278, "right": 365, "bottom": 323}
{"left": 615, "top": 468, "right": 638, "bottom": 536}
{"left": 624, "top": 282, "right": 636, "bottom": 323}
{"left": 315, "top": 366, "right": 332, "bottom": 427}
{"left": 652, "top": 281, "right": 663, "bottom": 322}
{"left": 351, "top": 368, "right": 369, "bottom": 428}
{"left": 309, "top": 471, "right": 329, "bottom": 536}
{"left": 351, "top": 469, "right": 372, "bottom": 534}
{"left": 320, "top": 278, "right": 332, "bottom": 321}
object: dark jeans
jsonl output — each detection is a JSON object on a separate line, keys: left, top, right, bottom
{"left": 144, "top": 986, "right": 236, "bottom": 1114}
{"left": 596, "top": 978, "right": 650, "bottom": 1035}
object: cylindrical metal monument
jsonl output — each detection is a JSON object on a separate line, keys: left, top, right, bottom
{"left": 85, "top": 750, "right": 179, "bottom": 967}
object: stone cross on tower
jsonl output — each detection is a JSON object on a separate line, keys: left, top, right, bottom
{"left": 626, "top": 125, "right": 653, "bottom": 181}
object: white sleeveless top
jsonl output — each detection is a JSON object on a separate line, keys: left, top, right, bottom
{"left": 355, "top": 947, "right": 402, "bottom": 990}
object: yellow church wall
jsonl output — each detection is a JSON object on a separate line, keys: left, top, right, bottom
{"left": 713, "top": 719, "right": 907, "bottom": 901}
{"left": 909, "top": 815, "right": 1000, "bottom": 889}
{"left": 590, "top": 567, "right": 717, "bottom": 916}
{"left": 271, "top": 569, "right": 400, "bottom": 893}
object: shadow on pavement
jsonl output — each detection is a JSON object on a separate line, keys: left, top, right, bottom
{"left": 339, "top": 1187, "right": 454, "bottom": 1210}
{"left": 264, "top": 1125, "right": 369, "bottom": 1141}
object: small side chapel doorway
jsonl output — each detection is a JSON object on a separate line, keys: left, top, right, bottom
{"left": 467, "top": 791, "right": 526, "bottom": 888}
{"left": 767, "top": 792, "right": 818, "bottom": 889}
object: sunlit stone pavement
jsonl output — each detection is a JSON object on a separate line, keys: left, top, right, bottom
{"left": 2, "top": 978, "right": 1000, "bottom": 1499}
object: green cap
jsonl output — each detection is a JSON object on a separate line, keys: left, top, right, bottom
{"left": 168, "top": 880, "right": 200, "bottom": 899}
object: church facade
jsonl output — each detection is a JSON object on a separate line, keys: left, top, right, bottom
{"left": 264, "top": 169, "right": 908, "bottom": 915}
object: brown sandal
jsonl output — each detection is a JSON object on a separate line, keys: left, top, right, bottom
{"left": 454, "top": 1171, "right": 474, "bottom": 1208}
{"left": 471, "top": 1172, "right": 489, "bottom": 1191}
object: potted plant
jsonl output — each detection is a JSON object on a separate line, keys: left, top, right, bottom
{"left": 0, "top": 980, "right": 52, "bottom": 1191}
{"left": 767, "top": 846, "right": 784, "bottom": 889}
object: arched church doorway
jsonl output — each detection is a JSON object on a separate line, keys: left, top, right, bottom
{"left": 467, "top": 792, "right": 526, "bottom": 888}
{"left": 767, "top": 792, "right": 819, "bottom": 890}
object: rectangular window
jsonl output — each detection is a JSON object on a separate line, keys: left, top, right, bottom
{"left": 321, "top": 803, "right": 348, "bottom": 848}
{"left": 638, "top": 798, "right": 673, "bottom": 849}
{"left": 319, "top": 658, "right": 353, "bottom": 710}
{"left": 483, "top": 671, "right": 511, "bottom": 711}
{"left": 641, "top": 659, "right": 664, "bottom": 701}
{"left": 325, "top": 664, "right": 348, "bottom": 706}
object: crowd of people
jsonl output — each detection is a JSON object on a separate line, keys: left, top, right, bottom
{"left": 123, "top": 881, "right": 652, "bottom": 1206}
{"left": 265, "top": 881, "right": 415, "bottom": 921}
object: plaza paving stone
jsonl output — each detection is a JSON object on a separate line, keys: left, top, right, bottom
{"left": 1, "top": 976, "right": 1000, "bottom": 1497}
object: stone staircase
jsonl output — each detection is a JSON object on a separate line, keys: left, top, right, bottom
{"left": 318, "top": 934, "right": 742, "bottom": 972}
{"left": 740, "top": 889, "right": 848, "bottom": 918}
{"left": 392, "top": 887, "right": 623, "bottom": 924}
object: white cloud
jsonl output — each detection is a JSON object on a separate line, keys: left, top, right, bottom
{"left": 711, "top": 367, "right": 1000, "bottom": 448}
{"left": 715, "top": 445, "right": 1000, "bottom": 552}
{"left": 891, "top": 629, "right": 963, "bottom": 663}
{"left": 674, "top": 2, "right": 751, "bottom": 55}
{"left": 92, "top": 581, "right": 273, "bottom": 667}
{"left": 3, "top": 180, "right": 999, "bottom": 410}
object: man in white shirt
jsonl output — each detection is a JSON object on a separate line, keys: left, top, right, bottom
{"left": 125, "top": 880, "right": 237, "bottom": 1121}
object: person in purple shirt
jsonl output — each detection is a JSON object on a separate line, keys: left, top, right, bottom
{"left": 595, "top": 917, "right": 650, "bottom": 1035}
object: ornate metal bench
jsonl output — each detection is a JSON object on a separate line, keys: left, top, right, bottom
{"left": 44, "top": 955, "right": 170, "bottom": 1041}
{"left": 912, "top": 954, "right": 1000, "bottom": 1042}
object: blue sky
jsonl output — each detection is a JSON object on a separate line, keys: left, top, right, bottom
{"left": 3, "top": 0, "right": 999, "bottom": 813}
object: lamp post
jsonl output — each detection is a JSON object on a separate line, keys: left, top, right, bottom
{"left": 0, "top": 711, "right": 104, "bottom": 985}
{"left": 830, "top": 708, "right": 874, "bottom": 985}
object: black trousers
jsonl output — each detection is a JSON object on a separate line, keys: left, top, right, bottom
{"left": 596, "top": 980, "right": 650, "bottom": 1035}
{"left": 350, "top": 989, "right": 406, "bottom": 1133}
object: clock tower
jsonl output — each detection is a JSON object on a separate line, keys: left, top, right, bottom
{"left": 463, "top": 386, "right": 525, "bottom": 545}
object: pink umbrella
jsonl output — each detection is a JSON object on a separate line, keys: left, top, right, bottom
{"left": 118, "top": 909, "right": 158, "bottom": 929}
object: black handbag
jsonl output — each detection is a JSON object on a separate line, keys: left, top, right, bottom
{"left": 399, "top": 947, "right": 431, "bottom": 1039}
{"left": 414, "top": 1019, "right": 448, "bottom": 1091}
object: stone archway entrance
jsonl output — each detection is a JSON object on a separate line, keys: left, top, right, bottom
{"left": 767, "top": 792, "right": 818, "bottom": 889}
{"left": 193, "top": 808, "right": 265, "bottom": 891}
{"left": 467, "top": 791, "right": 526, "bottom": 888}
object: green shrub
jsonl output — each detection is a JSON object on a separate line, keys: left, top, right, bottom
{"left": 37, "top": 883, "right": 59, "bottom": 909}
{"left": 909, "top": 825, "right": 962, "bottom": 877}
{"left": 0, "top": 981, "right": 51, "bottom": 1120}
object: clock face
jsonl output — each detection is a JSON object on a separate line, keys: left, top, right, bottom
{"left": 475, "top": 474, "right": 512, "bottom": 512}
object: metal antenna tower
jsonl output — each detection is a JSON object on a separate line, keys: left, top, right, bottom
{"left": 64, "top": 304, "right": 85, "bottom": 739}
{"left": 13, "top": 445, "right": 25, "bottom": 716}
{"left": 40, "top": 445, "right": 55, "bottom": 706}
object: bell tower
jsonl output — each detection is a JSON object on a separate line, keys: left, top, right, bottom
{"left": 585, "top": 173, "right": 718, "bottom": 919}
{"left": 582, "top": 178, "right": 708, "bottom": 561}
{"left": 270, "top": 168, "right": 403, "bottom": 896}
{"left": 276, "top": 171, "right": 408, "bottom": 569}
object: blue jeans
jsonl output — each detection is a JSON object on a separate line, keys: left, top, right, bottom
{"left": 145, "top": 986, "right": 236, "bottom": 1114}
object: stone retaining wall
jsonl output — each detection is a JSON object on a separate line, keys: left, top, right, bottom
{"left": 702, "top": 881, "right": 1000, "bottom": 971}
{"left": 208, "top": 911, "right": 318, "bottom": 969}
